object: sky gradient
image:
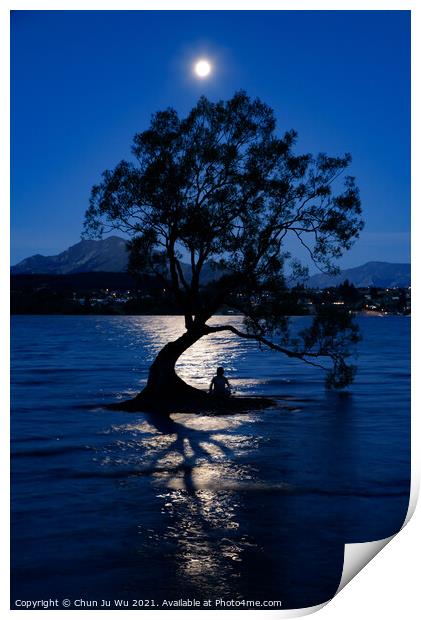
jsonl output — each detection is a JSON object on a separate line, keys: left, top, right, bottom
{"left": 11, "top": 10, "right": 410, "bottom": 268}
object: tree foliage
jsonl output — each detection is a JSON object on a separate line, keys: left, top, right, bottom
{"left": 84, "top": 91, "right": 364, "bottom": 388}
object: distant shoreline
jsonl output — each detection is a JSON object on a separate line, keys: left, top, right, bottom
{"left": 10, "top": 311, "right": 410, "bottom": 318}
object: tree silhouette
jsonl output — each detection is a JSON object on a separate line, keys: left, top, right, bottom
{"left": 84, "top": 91, "right": 363, "bottom": 411}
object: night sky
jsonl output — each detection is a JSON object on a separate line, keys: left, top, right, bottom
{"left": 11, "top": 10, "right": 410, "bottom": 268}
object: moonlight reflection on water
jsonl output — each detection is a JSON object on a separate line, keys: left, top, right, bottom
{"left": 11, "top": 315, "right": 410, "bottom": 608}
{"left": 121, "top": 315, "right": 266, "bottom": 394}
{"left": 103, "top": 408, "right": 269, "bottom": 597}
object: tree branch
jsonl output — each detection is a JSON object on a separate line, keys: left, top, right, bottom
{"left": 205, "top": 324, "right": 328, "bottom": 370}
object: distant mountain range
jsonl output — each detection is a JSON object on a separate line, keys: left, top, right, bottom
{"left": 305, "top": 261, "right": 410, "bottom": 288}
{"left": 11, "top": 236, "right": 410, "bottom": 288}
{"left": 11, "top": 236, "right": 219, "bottom": 284}
{"left": 11, "top": 236, "right": 129, "bottom": 275}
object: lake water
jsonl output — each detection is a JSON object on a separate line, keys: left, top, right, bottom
{"left": 11, "top": 315, "right": 410, "bottom": 609}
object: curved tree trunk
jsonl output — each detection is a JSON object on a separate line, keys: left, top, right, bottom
{"left": 107, "top": 324, "right": 276, "bottom": 414}
{"left": 141, "top": 327, "right": 207, "bottom": 399}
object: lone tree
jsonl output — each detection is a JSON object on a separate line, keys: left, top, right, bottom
{"left": 84, "top": 91, "right": 363, "bottom": 412}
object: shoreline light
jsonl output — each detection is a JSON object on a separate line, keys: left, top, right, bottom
{"left": 194, "top": 59, "right": 211, "bottom": 78}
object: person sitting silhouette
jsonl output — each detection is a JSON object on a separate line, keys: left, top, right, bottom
{"left": 209, "top": 366, "right": 231, "bottom": 397}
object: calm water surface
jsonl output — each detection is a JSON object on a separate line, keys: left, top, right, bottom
{"left": 11, "top": 315, "right": 410, "bottom": 609}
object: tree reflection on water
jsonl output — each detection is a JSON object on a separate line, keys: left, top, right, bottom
{"left": 105, "top": 410, "right": 273, "bottom": 599}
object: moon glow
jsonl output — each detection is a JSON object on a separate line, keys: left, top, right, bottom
{"left": 194, "top": 59, "right": 212, "bottom": 78}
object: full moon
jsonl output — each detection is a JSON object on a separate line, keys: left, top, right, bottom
{"left": 194, "top": 59, "right": 211, "bottom": 78}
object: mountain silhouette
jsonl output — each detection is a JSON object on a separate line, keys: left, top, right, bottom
{"left": 11, "top": 236, "right": 220, "bottom": 284}
{"left": 12, "top": 238, "right": 410, "bottom": 288}
{"left": 305, "top": 261, "right": 410, "bottom": 288}
{"left": 11, "top": 236, "right": 129, "bottom": 274}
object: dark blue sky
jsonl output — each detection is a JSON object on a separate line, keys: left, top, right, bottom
{"left": 11, "top": 10, "right": 410, "bottom": 268}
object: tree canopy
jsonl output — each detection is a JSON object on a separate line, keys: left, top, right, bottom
{"left": 84, "top": 91, "right": 364, "bottom": 390}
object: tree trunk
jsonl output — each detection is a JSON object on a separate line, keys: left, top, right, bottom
{"left": 141, "top": 327, "right": 207, "bottom": 399}
{"left": 106, "top": 324, "right": 276, "bottom": 414}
